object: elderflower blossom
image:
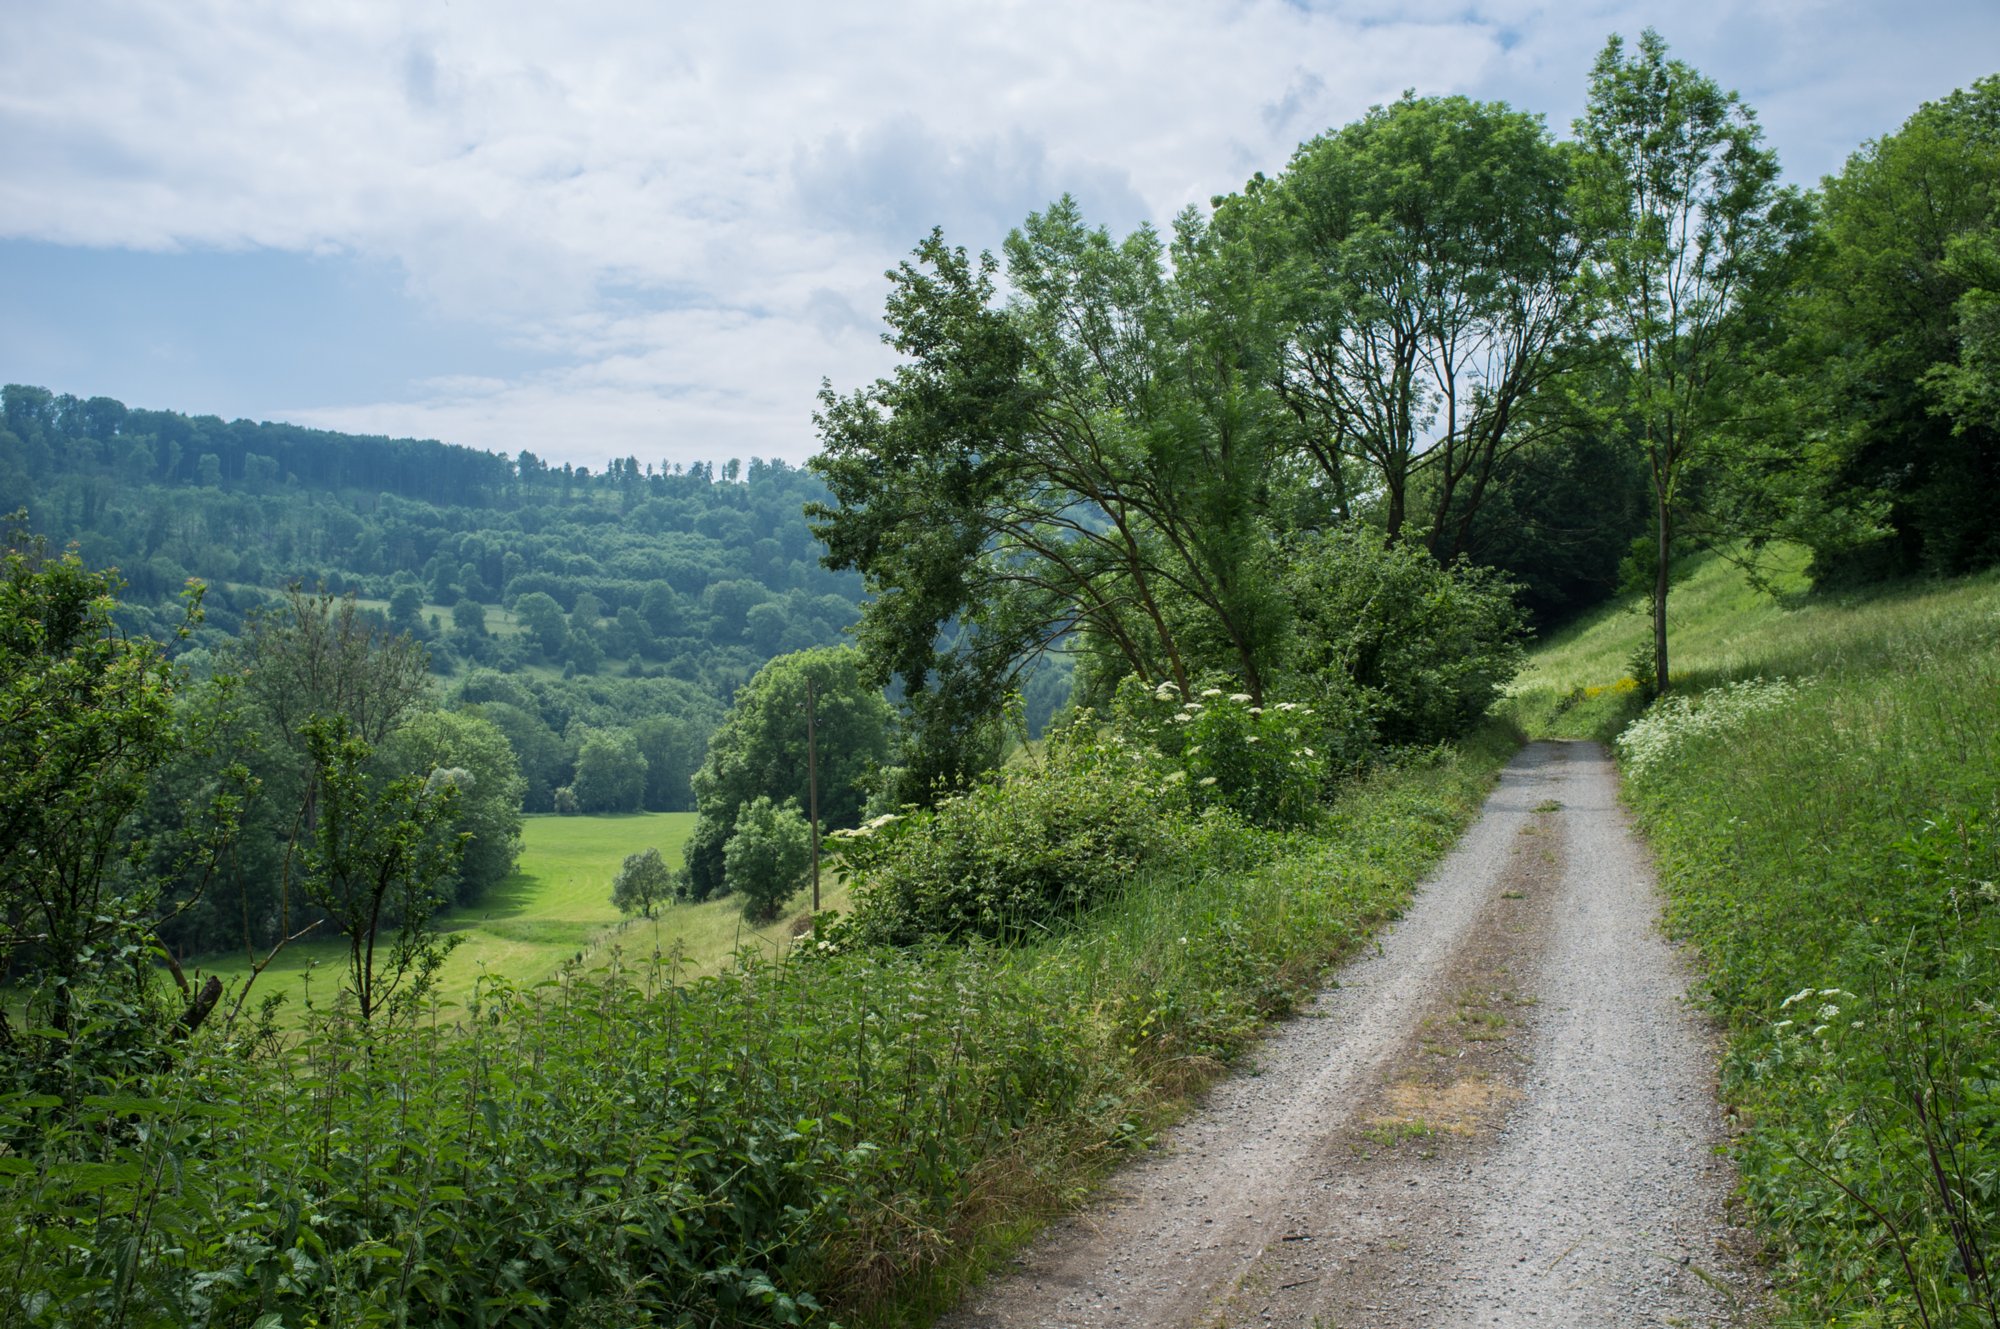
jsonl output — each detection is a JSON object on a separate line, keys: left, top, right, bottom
{"left": 1229, "top": 693, "right": 1252, "bottom": 704}
{"left": 1201, "top": 687, "right": 1224, "bottom": 698}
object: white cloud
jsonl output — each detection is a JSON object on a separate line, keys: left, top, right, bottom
{"left": 5, "top": 0, "right": 1997, "bottom": 466}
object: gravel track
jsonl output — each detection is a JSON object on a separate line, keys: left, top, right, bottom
{"left": 941, "top": 740, "right": 1760, "bottom": 1329}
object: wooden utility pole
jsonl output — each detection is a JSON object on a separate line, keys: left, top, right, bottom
{"left": 805, "top": 675, "right": 820, "bottom": 911}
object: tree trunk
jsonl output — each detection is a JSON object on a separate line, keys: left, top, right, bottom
{"left": 1653, "top": 495, "right": 1672, "bottom": 695}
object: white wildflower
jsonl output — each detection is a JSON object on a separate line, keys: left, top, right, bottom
{"left": 1229, "top": 693, "right": 1252, "bottom": 704}
{"left": 1616, "top": 677, "right": 1811, "bottom": 778}
{"left": 1201, "top": 687, "right": 1224, "bottom": 698}
{"left": 1199, "top": 776, "right": 1218, "bottom": 787}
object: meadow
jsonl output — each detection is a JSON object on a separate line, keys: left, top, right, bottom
{"left": 184, "top": 810, "right": 843, "bottom": 1025}
{"left": 1511, "top": 552, "right": 2000, "bottom": 1327}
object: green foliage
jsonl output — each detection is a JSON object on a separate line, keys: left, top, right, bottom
{"left": 840, "top": 719, "right": 1191, "bottom": 946}
{"left": 512, "top": 589, "right": 568, "bottom": 657}
{"left": 571, "top": 728, "right": 648, "bottom": 813}
{"left": 1453, "top": 428, "right": 1653, "bottom": 629}
{"left": 1573, "top": 28, "right": 1800, "bottom": 691}
{"left": 811, "top": 201, "right": 1292, "bottom": 780}
{"left": 610, "top": 846, "right": 675, "bottom": 919}
{"left": 0, "top": 527, "right": 228, "bottom": 1047}
{"left": 450, "top": 596, "right": 487, "bottom": 636}
{"left": 301, "top": 716, "right": 466, "bottom": 1022}
{"left": 1281, "top": 525, "right": 1527, "bottom": 745}
{"left": 1111, "top": 677, "right": 1340, "bottom": 829}
{"left": 725, "top": 797, "right": 812, "bottom": 923}
{"left": 1787, "top": 75, "right": 2000, "bottom": 582}
{"left": 1254, "top": 92, "right": 1589, "bottom": 553}
{"left": 384, "top": 708, "right": 526, "bottom": 905}
{"left": 686, "top": 647, "right": 890, "bottom": 900}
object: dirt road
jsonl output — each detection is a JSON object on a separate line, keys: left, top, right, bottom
{"left": 941, "top": 740, "right": 1760, "bottom": 1328}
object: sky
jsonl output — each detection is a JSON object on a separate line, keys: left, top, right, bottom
{"left": 3, "top": 1, "right": 1996, "bottom": 471}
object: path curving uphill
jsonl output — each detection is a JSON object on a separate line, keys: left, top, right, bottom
{"left": 941, "top": 740, "right": 1761, "bottom": 1329}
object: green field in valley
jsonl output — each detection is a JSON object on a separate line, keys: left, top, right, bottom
{"left": 185, "top": 810, "right": 847, "bottom": 1025}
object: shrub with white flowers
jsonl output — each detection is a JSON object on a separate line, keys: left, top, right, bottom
{"left": 1113, "top": 677, "right": 1327, "bottom": 828}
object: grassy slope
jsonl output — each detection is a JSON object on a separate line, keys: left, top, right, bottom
{"left": 1513, "top": 550, "right": 2000, "bottom": 1326}
{"left": 189, "top": 811, "right": 852, "bottom": 1023}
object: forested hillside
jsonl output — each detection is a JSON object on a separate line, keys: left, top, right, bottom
{"left": 0, "top": 382, "right": 865, "bottom": 693}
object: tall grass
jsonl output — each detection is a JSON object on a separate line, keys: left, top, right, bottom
{"left": 1521, "top": 553, "right": 2000, "bottom": 1326}
{"left": 0, "top": 729, "right": 1515, "bottom": 1327}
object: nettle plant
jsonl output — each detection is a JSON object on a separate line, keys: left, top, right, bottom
{"left": 1113, "top": 677, "right": 1327, "bottom": 829}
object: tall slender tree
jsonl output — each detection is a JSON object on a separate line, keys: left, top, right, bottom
{"left": 1574, "top": 30, "right": 1795, "bottom": 692}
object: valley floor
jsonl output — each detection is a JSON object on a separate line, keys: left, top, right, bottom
{"left": 941, "top": 741, "right": 1760, "bottom": 1328}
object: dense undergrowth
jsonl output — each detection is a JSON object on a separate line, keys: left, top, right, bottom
{"left": 1515, "top": 555, "right": 2000, "bottom": 1327}
{"left": 0, "top": 728, "right": 1513, "bottom": 1327}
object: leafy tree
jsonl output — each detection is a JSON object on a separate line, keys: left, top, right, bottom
{"left": 451, "top": 597, "right": 487, "bottom": 636}
{"left": 812, "top": 200, "right": 1291, "bottom": 783}
{"left": 242, "top": 586, "right": 430, "bottom": 753}
{"left": 471, "top": 700, "right": 567, "bottom": 812}
{"left": 633, "top": 713, "right": 704, "bottom": 811}
{"left": 0, "top": 529, "right": 230, "bottom": 1043}
{"left": 512, "top": 591, "right": 568, "bottom": 658}
{"left": 1452, "top": 426, "right": 1653, "bottom": 628}
{"left": 389, "top": 584, "right": 424, "bottom": 629}
{"left": 611, "top": 847, "right": 674, "bottom": 919}
{"left": 1574, "top": 29, "right": 1798, "bottom": 691}
{"left": 1790, "top": 75, "right": 2000, "bottom": 580}
{"left": 1254, "top": 93, "right": 1591, "bottom": 554}
{"left": 566, "top": 629, "right": 605, "bottom": 676}
{"left": 385, "top": 709, "right": 525, "bottom": 905}
{"left": 724, "top": 796, "right": 811, "bottom": 923}
{"left": 684, "top": 647, "right": 890, "bottom": 900}
{"left": 301, "top": 716, "right": 463, "bottom": 1022}
{"left": 571, "top": 728, "right": 647, "bottom": 813}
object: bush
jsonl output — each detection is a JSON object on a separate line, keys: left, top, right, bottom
{"left": 1282, "top": 526, "right": 1527, "bottom": 744}
{"left": 1111, "top": 676, "right": 1365, "bottom": 827}
{"left": 841, "top": 720, "right": 1188, "bottom": 945}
